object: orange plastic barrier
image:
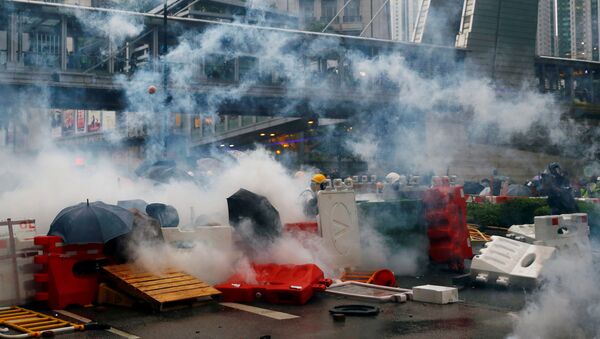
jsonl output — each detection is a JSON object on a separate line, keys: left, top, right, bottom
{"left": 33, "top": 236, "right": 106, "bottom": 309}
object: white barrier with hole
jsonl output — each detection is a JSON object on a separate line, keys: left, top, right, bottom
{"left": 317, "top": 188, "right": 362, "bottom": 269}
{"left": 508, "top": 214, "right": 591, "bottom": 256}
{"left": 470, "top": 236, "right": 555, "bottom": 288}
{"left": 161, "top": 225, "right": 233, "bottom": 251}
{"left": 533, "top": 213, "right": 590, "bottom": 248}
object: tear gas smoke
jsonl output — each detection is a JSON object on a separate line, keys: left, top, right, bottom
{"left": 510, "top": 240, "right": 600, "bottom": 338}
{"left": 3, "top": 3, "right": 600, "bottom": 301}
{"left": 0, "top": 147, "right": 307, "bottom": 233}
{"left": 74, "top": 10, "right": 145, "bottom": 48}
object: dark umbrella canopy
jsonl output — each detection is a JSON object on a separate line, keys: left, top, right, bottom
{"left": 227, "top": 188, "right": 282, "bottom": 242}
{"left": 507, "top": 184, "right": 532, "bottom": 197}
{"left": 48, "top": 200, "right": 134, "bottom": 244}
{"left": 145, "top": 165, "right": 195, "bottom": 184}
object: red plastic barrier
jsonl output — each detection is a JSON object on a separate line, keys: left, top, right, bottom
{"left": 423, "top": 184, "right": 472, "bottom": 271}
{"left": 33, "top": 236, "right": 106, "bottom": 309}
{"left": 215, "top": 263, "right": 331, "bottom": 305}
{"left": 284, "top": 222, "right": 319, "bottom": 234}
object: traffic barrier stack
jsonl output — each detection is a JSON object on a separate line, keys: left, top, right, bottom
{"left": 423, "top": 177, "right": 473, "bottom": 271}
{"left": 33, "top": 236, "right": 106, "bottom": 309}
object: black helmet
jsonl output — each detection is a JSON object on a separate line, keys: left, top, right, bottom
{"left": 548, "top": 162, "right": 562, "bottom": 176}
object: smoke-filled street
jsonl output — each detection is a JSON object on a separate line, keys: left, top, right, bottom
{"left": 1, "top": 0, "right": 600, "bottom": 338}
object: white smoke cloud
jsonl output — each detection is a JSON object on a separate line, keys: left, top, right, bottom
{"left": 74, "top": 11, "right": 145, "bottom": 47}
{"left": 510, "top": 244, "right": 600, "bottom": 338}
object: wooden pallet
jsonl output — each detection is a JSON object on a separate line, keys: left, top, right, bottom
{"left": 102, "top": 264, "right": 221, "bottom": 311}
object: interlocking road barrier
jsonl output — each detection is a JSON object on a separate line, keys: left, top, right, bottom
{"left": 470, "top": 236, "right": 556, "bottom": 288}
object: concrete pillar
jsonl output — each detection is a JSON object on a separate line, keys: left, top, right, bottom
{"left": 108, "top": 39, "right": 115, "bottom": 74}
{"left": 60, "top": 16, "right": 67, "bottom": 71}
{"left": 7, "top": 14, "right": 18, "bottom": 64}
{"left": 152, "top": 27, "right": 159, "bottom": 72}
{"left": 234, "top": 57, "right": 240, "bottom": 82}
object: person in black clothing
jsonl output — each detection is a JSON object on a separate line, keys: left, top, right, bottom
{"left": 540, "top": 162, "right": 579, "bottom": 215}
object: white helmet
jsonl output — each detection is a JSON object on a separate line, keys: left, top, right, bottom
{"left": 385, "top": 172, "right": 400, "bottom": 184}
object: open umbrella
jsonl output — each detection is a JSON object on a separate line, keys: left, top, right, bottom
{"left": 135, "top": 160, "right": 195, "bottom": 184}
{"left": 48, "top": 200, "right": 134, "bottom": 244}
{"left": 227, "top": 188, "right": 282, "bottom": 242}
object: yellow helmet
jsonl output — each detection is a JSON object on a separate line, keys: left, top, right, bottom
{"left": 312, "top": 173, "right": 327, "bottom": 184}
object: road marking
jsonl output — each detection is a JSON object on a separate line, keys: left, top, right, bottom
{"left": 53, "top": 309, "right": 92, "bottom": 323}
{"left": 53, "top": 309, "right": 139, "bottom": 338}
{"left": 220, "top": 302, "right": 299, "bottom": 320}
{"left": 108, "top": 327, "right": 140, "bottom": 339}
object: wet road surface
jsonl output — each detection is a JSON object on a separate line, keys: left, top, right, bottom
{"left": 15, "top": 264, "right": 528, "bottom": 339}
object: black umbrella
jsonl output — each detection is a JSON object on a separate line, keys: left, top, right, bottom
{"left": 227, "top": 188, "right": 282, "bottom": 242}
{"left": 147, "top": 166, "right": 195, "bottom": 183}
{"left": 136, "top": 160, "right": 195, "bottom": 184}
{"left": 48, "top": 200, "right": 134, "bottom": 244}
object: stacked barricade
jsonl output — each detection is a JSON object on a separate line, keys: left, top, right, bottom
{"left": 34, "top": 236, "right": 106, "bottom": 309}
{"left": 423, "top": 177, "right": 473, "bottom": 271}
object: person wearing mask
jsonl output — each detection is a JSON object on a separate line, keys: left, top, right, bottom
{"left": 299, "top": 174, "right": 327, "bottom": 217}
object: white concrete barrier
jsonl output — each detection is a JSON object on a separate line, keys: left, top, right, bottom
{"left": 317, "top": 188, "right": 362, "bottom": 269}
{"left": 533, "top": 213, "right": 591, "bottom": 256}
{"left": 470, "top": 236, "right": 555, "bottom": 288}
{"left": 507, "top": 214, "right": 591, "bottom": 255}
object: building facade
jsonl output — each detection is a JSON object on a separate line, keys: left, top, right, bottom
{"left": 290, "top": 0, "right": 391, "bottom": 39}
{"left": 537, "top": 0, "right": 598, "bottom": 60}
{"left": 389, "top": 0, "right": 420, "bottom": 41}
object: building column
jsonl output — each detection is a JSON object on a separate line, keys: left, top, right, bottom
{"left": 60, "top": 16, "right": 67, "bottom": 71}
{"left": 7, "top": 14, "right": 18, "bottom": 65}
{"left": 108, "top": 39, "right": 115, "bottom": 74}
{"left": 234, "top": 57, "right": 240, "bottom": 82}
{"left": 152, "top": 27, "right": 159, "bottom": 72}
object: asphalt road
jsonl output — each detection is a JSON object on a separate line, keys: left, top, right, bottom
{"left": 8, "top": 263, "right": 528, "bottom": 339}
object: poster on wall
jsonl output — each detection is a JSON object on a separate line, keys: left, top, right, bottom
{"left": 62, "top": 110, "right": 75, "bottom": 135}
{"left": 76, "top": 110, "right": 86, "bottom": 133}
{"left": 87, "top": 110, "right": 102, "bottom": 133}
{"left": 102, "top": 111, "right": 116, "bottom": 131}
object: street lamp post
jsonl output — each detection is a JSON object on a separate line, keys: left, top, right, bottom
{"left": 162, "top": 0, "right": 169, "bottom": 156}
